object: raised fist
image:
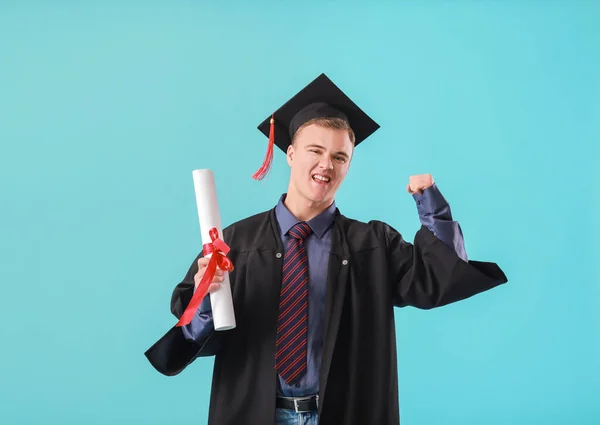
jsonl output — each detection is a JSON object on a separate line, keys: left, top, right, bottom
{"left": 406, "top": 174, "right": 434, "bottom": 195}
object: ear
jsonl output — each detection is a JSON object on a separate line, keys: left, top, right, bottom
{"left": 286, "top": 143, "right": 294, "bottom": 167}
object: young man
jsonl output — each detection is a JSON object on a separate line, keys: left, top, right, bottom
{"left": 145, "top": 73, "right": 508, "bottom": 425}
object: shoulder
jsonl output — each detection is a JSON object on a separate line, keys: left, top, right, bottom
{"left": 336, "top": 214, "right": 406, "bottom": 251}
{"left": 225, "top": 209, "right": 271, "bottom": 232}
{"left": 222, "top": 209, "right": 278, "bottom": 252}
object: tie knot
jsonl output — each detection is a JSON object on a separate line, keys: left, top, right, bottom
{"left": 288, "top": 222, "right": 312, "bottom": 241}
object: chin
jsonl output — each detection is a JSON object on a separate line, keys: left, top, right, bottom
{"left": 308, "top": 195, "right": 329, "bottom": 205}
{"left": 305, "top": 187, "right": 334, "bottom": 205}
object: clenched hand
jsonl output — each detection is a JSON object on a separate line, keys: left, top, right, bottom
{"left": 195, "top": 257, "right": 233, "bottom": 293}
{"left": 406, "top": 174, "right": 435, "bottom": 195}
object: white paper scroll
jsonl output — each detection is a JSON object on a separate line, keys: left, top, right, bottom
{"left": 192, "top": 169, "right": 236, "bottom": 331}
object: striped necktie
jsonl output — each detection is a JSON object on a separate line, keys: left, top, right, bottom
{"left": 275, "top": 221, "right": 312, "bottom": 385}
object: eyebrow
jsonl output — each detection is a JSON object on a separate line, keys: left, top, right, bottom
{"left": 305, "top": 144, "right": 350, "bottom": 158}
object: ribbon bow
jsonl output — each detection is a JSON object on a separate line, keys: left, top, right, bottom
{"left": 176, "top": 228, "right": 233, "bottom": 327}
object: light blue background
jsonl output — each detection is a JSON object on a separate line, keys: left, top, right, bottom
{"left": 1, "top": 1, "right": 598, "bottom": 424}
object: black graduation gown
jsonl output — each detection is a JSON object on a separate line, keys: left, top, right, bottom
{"left": 145, "top": 207, "right": 508, "bottom": 425}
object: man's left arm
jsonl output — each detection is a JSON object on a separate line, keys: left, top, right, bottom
{"left": 407, "top": 174, "right": 468, "bottom": 262}
{"left": 382, "top": 174, "right": 507, "bottom": 309}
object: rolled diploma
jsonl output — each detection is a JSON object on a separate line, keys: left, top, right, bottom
{"left": 192, "top": 169, "right": 236, "bottom": 331}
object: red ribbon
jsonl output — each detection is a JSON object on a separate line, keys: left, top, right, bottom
{"left": 176, "top": 227, "right": 233, "bottom": 327}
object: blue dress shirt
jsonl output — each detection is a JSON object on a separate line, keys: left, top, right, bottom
{"left": 181, "top": 183, "right": 468, "bottom": 397}
{"left": 272, "top": 193, "right": 336, "bottom": 397}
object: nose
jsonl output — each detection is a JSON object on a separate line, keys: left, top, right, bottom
{"left": 319, "top": 157, "right": 334, "bottom": 170}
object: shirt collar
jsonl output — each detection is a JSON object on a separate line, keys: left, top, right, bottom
{"left": 275, "top": 194, "right": 337, "bottom": 239}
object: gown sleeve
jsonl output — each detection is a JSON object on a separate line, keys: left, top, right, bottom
{"left": 383, "top": 223, "right": 508, "bottom": 309}
{"left": 144, "top": 253, "right": 226, "bottom": 376}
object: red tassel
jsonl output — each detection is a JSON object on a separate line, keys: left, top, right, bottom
{"left": 252, "top": 114, "right": 275, "bottom": 180}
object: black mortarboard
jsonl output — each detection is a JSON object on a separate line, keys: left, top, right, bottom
{"left": 252, "top": 73, "right": 380, "bottom": 180}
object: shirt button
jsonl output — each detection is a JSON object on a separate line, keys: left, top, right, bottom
{"left": 342, "top": 259, "right": 348, "bottom": 265}
{"left": 276, "top": 252, "right": 282, "bottom": 259}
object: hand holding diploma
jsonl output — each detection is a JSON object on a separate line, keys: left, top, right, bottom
{"left": 175, "top": 169, "right": 236, "bottom": 331}
{"left": 195, "top": 257, "right": 234, "bottom": 293}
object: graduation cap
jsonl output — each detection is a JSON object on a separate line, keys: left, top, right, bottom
{"left": 252, "top": 73, "right": 380, "bottom": 180}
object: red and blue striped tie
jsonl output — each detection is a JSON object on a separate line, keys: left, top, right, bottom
{"left": 275, "top": 221, "right": 312, "bottom": 385}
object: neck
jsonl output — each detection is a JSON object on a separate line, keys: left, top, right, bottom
{"left": 283, "top": 187, "right": 333, "bottom": 222}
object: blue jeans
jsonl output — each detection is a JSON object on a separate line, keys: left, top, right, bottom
{"left": 275, "top": 408, "right": 318, "bottom": 425}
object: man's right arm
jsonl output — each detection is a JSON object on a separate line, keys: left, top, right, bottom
{"left": 144, "top": 255, "right": 225, "bottom": 376}
{"left": 169, "top": 253, "right": 225, "bottom": 356}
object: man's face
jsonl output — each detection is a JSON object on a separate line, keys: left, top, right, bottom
{"left": 286, "top": 123, "right": 353, "bottom": 208}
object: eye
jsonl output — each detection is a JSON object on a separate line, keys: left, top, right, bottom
{"left": 335, "top": 156, "right": 346, "bottom": 163}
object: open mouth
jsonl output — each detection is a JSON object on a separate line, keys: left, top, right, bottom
{"left": 312, "top": 174, "right": 331, "bottom": 184}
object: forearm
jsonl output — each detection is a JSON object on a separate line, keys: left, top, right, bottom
{"left": 180, "top": 287, "right": 216, "bottom": 342}
{"left": 413, "top": 183, "right": 468, "bottom": 262}
{"left": 177, "top": 289, "right": 224, "bottom": 357}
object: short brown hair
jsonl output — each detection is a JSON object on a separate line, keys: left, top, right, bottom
{"left": 292, "top": 117, "right": 356, "bottom": 145}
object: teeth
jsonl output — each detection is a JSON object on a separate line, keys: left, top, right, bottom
{"left": 313, "top": 174, "right": 330, "bottom": 182}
